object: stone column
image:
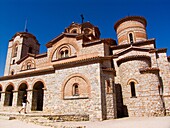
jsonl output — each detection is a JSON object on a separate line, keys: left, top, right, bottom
{"left": 12, "top": 91, "right": 18, "bottom": 107}
{"left": 27, "top": 90, "right": 32, "bottom": 113}
{"left": 0, "top": 92, "right": 5, "bottom": 109}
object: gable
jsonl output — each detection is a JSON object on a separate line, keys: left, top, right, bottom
{"left": 20, "top": 56, "right": 36, "bottom": 71}
{"left": 46, "top": 33, "right": 78, "bottom": 48}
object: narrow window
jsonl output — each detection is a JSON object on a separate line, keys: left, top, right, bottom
{"left": 11, "top": 71, "right": 14, "bottom": 75}
{"left": 73, "top": 84, "right": 79, "bottom": 96}
{"left": 61, "top": 51, "right": 64, "bottom": 58}
{"left": 28, "top": 47, "right": 33, "bottom": 53}
{"left": 130, "top": 82, "right": 136, "bottom": 97}
{"left": 0, "top": 86, "right": 2, "bottom": 101}
{"left": 65, "top": 50, "right": 69, "bottom": 57}
{"left": 27, "top": 63, "right": 31, "bottom": 69}
{"left": 12, "top": 60, "right": 15, "bottom": 64}
{"left": 129, "top": 33, "right": 134, "bottom": 44}
{"left": 71, "top": 29, "right": 77, "bottom": 33}
{"left": 13, "top": 45, "right": 18, "bottom": 57}
{"left": 106, "top": 80, "right": 111, "bottom": 93}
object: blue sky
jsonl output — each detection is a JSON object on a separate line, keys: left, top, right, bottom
{"left": 0, "top": 0, "right": 170, "bottom": 76}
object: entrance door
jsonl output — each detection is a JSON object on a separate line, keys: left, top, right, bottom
{"left": 31, "top": 81, "right": 44, "bottom": 111}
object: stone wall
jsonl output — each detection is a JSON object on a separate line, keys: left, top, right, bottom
{"left": 0, "top": 63, "right": 106, "bottom": 121}
{"left": 116, "top": 59, "right": 164, "bottom": 117}
{"left": 156, "top": 52, "right": 170, "bottom": 111}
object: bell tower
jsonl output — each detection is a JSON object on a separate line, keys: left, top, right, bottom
{"left": 4, "top": 32, "right": 40, "bottom": 76}
{"left": 114, "top": 16, "right": 147, "bottom": 45}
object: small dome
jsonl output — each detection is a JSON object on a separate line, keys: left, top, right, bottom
{"left": 114, "top": 16, "right": 147, "bottom": 45}
{"left": 65, "top": 22, "right": 100, "bottom": 39}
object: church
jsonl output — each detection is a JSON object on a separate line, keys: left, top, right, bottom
{"left": 0, "top": 16, "right": 170, "bottom": 121}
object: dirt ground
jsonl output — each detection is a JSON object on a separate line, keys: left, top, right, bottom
{"left": 0, "top": 116, "right": 170, "bottom": 128}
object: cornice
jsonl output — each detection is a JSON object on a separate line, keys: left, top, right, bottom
{"left": 53, "top": 56, "right": 111, "bottom": 69}
{"left": 111, "top": 38, "right": 155, "bottom": 50}
{"left": 114, "top": 16, "right": 147, "bottom": 31}
{"left": 157, "top": 48, "right": 167, "bottom": 53}
{"left": 0, "top": 67, "right": 55, "bottom": 81}
{"left": 139, "top": 67, "right": 159, "bottom": 74}
{"left": 102, "top": 68, "right": 116, "bottom": 76}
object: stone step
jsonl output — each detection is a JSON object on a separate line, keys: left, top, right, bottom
{"left": 0, "top": 112, "right": 87, "bottom": 127}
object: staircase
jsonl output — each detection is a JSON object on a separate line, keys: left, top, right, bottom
{"left": 0, "top": 112, "right": 87, "bottom": 128}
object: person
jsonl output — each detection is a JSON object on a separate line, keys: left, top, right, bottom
{"left": 19, "top": 94, "right": 29, "bottom": 114}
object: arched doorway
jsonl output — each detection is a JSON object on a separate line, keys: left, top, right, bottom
{"left": 17, "top": 83, "right": 28, "bottom": 106}
{"left": 0, "top": 85, "right": 2, "bottom": 101}
{"left": 4, "top": 85, "right": 14, "bottom": 106}
{"left": 31, "top": 81, "right": 44, "bottom": 111}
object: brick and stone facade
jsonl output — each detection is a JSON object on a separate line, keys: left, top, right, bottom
{"left": 0, "top": 16, "right": 170, "bottom": 121}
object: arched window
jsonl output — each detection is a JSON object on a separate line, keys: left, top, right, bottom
{"left": 11, "top": 71, "right": 14, "bottom": 75}
{"left": 60, "top": 51, "right": 65, "bottom": 58}
{"left": 130, "top": 82, "right": 136, "bottom": 98}
{"left": 13, "top": 45, "right": 18, "bottom": 57}
{"left": 106, "top": 80, "right": 111, "bottom": 93}
{"left": 12, "top": 60, "right": 15, "bottom": 64}
{"left": 27, "top": 62, "right": 32, "bottom": 70}
{"left": 71, "top": 29, "right": 77, "bottom": 33}
{"left": 73, "top": 83, "right": 79, "bottom": 96}
{"left": 129, "top": 33, "right": 134, "bottom": 44}
{"left": 59, "top": 48, "right": 70, "bottom": 59}
{"left": 0, "top": 85, "right": 2, "bottom": 101}
{"left": 65, "top": 50, "right": 69, "bottom": 57}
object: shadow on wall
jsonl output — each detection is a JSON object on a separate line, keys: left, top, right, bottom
{"left": 115, "top": 83, "right": 129, "bottom": 118}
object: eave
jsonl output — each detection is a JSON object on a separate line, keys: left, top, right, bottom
{"left": 111, "top": 39, "right": 156, "bottom": 50}
{"left": 53, "top": 56, "right": 112, "bottom": 69}
{"left": 139, "top": 67, "right": 159, "bottom": 73}
{"left": 0, "top": 67, "right": 55, "bottom": 81}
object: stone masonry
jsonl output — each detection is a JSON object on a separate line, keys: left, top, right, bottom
{"left": 0, "top": 16, "right": 170, "bottom": 121}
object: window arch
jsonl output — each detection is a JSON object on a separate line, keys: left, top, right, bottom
{"left": 127, "top": 79, "right": 138, "bottom": 98}
{"left": 106, "top": 80, "right": 111, "bottom": 93}
{"left": 27, "top": 62, "right": 32, "bottom": 69}
{"left": 21, "top": 59, "right": 35, "bottom": 71}
{"left": 71, "top": 29, "right": 77, "bottom": 33}
{"left": 12, "top": 60, "right": 15, "bottom": 64}
{"left": 11, "top": 70, "right": 14, "bottom": 75}
{"left": 58, "top": 45, "right": 70, "bottom": 59}
{"left": 129, "top": 33, "right": 134, "bottom": 44}
{"left": 12, "top": 44, "right": 18, "bottom": 57}
{"left": 130, "top": 82, "right": 136, "bottom": 98}
{"left": 73, "top": 83, "right": 79, "bottom": 96}
{"left": 62, "top": 74, "right": 90, "bottom": 99}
